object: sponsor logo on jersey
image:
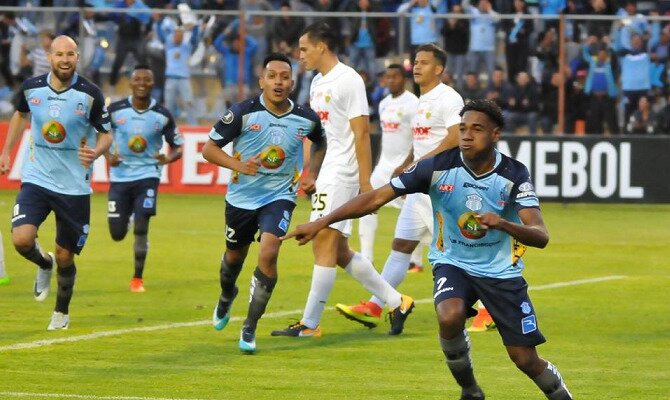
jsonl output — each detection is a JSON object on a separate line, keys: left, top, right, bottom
{"left": 128, "top": 135, "right": 148, "bottom": 153}
{"left": 30, "top": 97, "right": 41, "bottom": 105}
{"left": 248, "top": 123, "right": 262, "bottom": 132}
{"left": 521, "top": 315, "right": 537, "bottom": 334}
{"left": 116, "top": 118, "right": 126, "bottom": 125}
{"left": 260, "top": 145, "right": 286, "bottom": 169}
{"left": 47, "top": 96, "right": 67, "bottom": 102}
{"left": 438, "top": 184, "right": 454, "bottom": 192}
{"left": 457, "top": 211, "right": 486, "bottom": 239}
{"left": 316, "top": 110, "right": 329, "bottom": 122}
{"left": 41, "top": 120, "right": 66, "bottom": 144}
{"left": 463, "top": 182, "right": 489, "bottom": 191}
{"left": 381, "top": 121, "right": 400, "bottom": 132}
{"left": 412, "top": 126, "right": 430, "bottom": 138}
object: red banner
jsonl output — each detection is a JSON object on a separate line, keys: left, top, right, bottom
{"left": 0, "top": 122, "right": 232, "bottom": 194}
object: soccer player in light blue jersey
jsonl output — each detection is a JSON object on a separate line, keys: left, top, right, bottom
{"left": 201, "top": 52, "right": 327, "bottom": 353}
{"left": 0, "top": 35, "right": 112, "bottom": 331}
{"left": 283, "top": 99, "right": 573, "bottom": 400}
{"left": 107, "top": 64, "right": 183, "bottom": 293}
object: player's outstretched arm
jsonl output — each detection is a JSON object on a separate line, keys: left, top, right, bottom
{"left": 0, "top": 111, "right": 30, "bottom": 175}
{"left": 476, "top": 208, "right": 549, "bottom": 248}
{"left": 282, "top": 185, "right": 399, "bottom": 245}
{"left": 202, "top": 139, "right": 259, "bottom": 175}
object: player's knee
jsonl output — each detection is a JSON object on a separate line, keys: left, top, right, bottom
{"left": 12, "top": 236, "right": 35, "bottom": 253}
{"left": 54, "top": 247, "right": 74, "bottom": 267}
{"left": 109, "top": 222, "right": 128, "bottom": 241}
{"left": 391, "top": 238, "right": 418, "bottom": 254}
{"left": 436, "top": 304, "right": 466, "bottom": 332}
{"left": 224, "top": 249, "right": 247, "bottom": 266}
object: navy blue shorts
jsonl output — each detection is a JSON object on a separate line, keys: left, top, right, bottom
{"left": 224, "top": 200, "right": 296, "bottom": 250}
{"left": 12, "top": 183, "right": 90, "bottom": 254}
{"left": 432, "top": 264, "right": 546, "bottom": 347}
{"left": 108, "top": 178, "right": 160, "bottom": 222}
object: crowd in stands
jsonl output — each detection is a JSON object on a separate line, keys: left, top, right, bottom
{"left": 1, "top": 0, "right": 670, "bottom": 134}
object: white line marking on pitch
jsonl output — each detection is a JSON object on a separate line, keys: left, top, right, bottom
{"left": 0, "top": 392, "right": 212, "bottom": 400}
{"left": 0, "top": 275, "right": 626, "bottom": 353}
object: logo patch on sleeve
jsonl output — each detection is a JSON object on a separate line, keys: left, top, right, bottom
{"left": 221, "top": 110, "right": 234, "bottom": 124}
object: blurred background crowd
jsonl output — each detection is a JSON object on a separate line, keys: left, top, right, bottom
{"left": 1, "top": 0, "right": 670, "bottom": 135}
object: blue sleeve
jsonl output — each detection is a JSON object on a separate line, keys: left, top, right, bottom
{"left": 15, "top": 83, "right": 29, "bottom": 113}
{"left": 190, "top": 25, "right": 200, "bottom": 48}
{"left": 155, "top": 19, "right": 168, "bottom": 43}
{"left": 89, "top": 88, "right": 111, "bottom": 133}
{"left": 389, "top": 157, "right": 433, "bottom": 196}
{"left": 306, "top": 119, "right": 325, "bottom": 144}
{"left": 213, "top": 33, "right": 226, "bottom": 54}
{"left": 510, "top": 166, "right": 540, "bottom": 210}
{"left": 208, "top": 103, "right": 245, "bottom": 147}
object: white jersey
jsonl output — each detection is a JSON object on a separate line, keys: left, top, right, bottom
{"left": 310, "top": 62, "right": 369, "bottom": 187}
{"left": 411, "top": 83, "right": 463, "bottom": 160}
{"left": 377, "top": 90, "right": 418, "bottom": 172}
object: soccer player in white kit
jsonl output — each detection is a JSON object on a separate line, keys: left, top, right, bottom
{"left": 357, "top": 64, "right": 418, "bottom": 263}
{"left": 271, "top": 22, "right": 415, "bottom": 338}
{"left": 337, "top": 44, "right": 474, "bottom": 333}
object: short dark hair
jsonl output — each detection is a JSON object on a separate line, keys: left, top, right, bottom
{"left": 386, "top": 63, "right": 404, "bottom": 73}
{"left": 133, "top": 64, "right": 153, "bottom": 72}
{"left": 263, "top": 52, "right": 293, "bottom": 72}
{"left": 302, "top": 22, "right": 339, "bottom": 53}
{"left": 459, "top": 99, "right": 505, "bottom": 129}
{"left": 415, "top": 43, "right": 447, "bottom": 67}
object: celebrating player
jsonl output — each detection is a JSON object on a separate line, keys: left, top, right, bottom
{"left": 271, "top": 22, "right": 415, "bottom": 338}
{"left": 337, "top": 43, "right": 464, "bottom": 334}
{"left": 202, "top": 52, "right": 327, "bottom": 353}
{"left": 0, "top": 35, "right": 112, "bottom": 330}
{"left": 107, "top": 64, "right": 183, "bottom": 293}
{"left": 283, "top": 99, "right": 573, "bottom": 400}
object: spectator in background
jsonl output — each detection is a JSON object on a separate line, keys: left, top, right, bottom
{"left": 311, "top": 0, "right": 346, "bottom": 48}
{"left": 441, "top": 3, "right": 469, "bottom": 82}
{"left": 540, "top": 0, "right": 566, "bottom": 31}
{"left": 345, "top": 0, "right": 382, "bottom": 79}
{"left": 565, "top": 69, "right": 589, "bottom": 134}
{"left": 20, "top": 30, "right": 54, "bottom": 78}
{"left": 503, "top": 0, "right": 533, "bottom": 82}
{"left": 213, "top": 28, "right": 258, "bottom": 108}
{"left": 109, "top": 0, "right": 151, "bottom": 87}
{"left": 615, "top": 32, "right": 651, "bottom": 122}
{"left": 463, "top": 0, "right": 498, "bottom": 82}
{"left": 239, "top": 0, "right": 273, "bottom": 67}
{"left": 397, "top": 0, "right": 439, "bottom": 59}
{"left": 484, "top": 66, "right": 512, "bottom": 109}
{"left": 0, "top": 12, "right": 17, "bottom": 88}
{"left": 616, "top": 0, "right": 651, "bottom": 52}
{"left": 586, "top": 0, "right": 617, "bottom": 38}
{"left": 159, "top": 21, "right": 201, "bottom": 125}
{"left": 652, "top": 95, "right": 670, "bottom": 134}
{"left": 584, "top": 47, "right": 619, "bottom": 134}
{"left": 270, "top": 2, "right": 305, "bottom": 51}
{"left": 539, "top": 69, "right": 566, "bottom": 134}
{"left": 460, "top": 71, "right": 484, "bottom": 102}
{"left": 532, "top": 29, "right": 559, "bottom": 82}
{"left": 505, "top": 71, "right": 541, "bottom": 134}
{"left": 626, "top": 95, "right": 657, "bottom": 134}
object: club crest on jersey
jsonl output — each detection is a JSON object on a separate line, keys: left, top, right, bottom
{"left": 457, "top": 211, "right": 486, "bottom": 239}
{"left": 48, "top": 104, "right": 61, "bottom": 118}
{"left": 41, "top": 120, "right": 66, "bottom": 144}
{"left": 465, "top": 194, "right": 483, "bottom": 211}
{"left": 128, "top": 135, "right": 148, "bottom": 153}
{"left": 221, "top": 110, "right": 234, "bottom": 124}
{"left": 425, "top": 111, "right": 431, "bottom": 119}
{"left": 75, "top": 102, "right": 86, "bottom": 116}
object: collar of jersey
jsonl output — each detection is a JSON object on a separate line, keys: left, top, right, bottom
{"left": 127, "top": 96, "right": 156, "bottom": 113}
{"left": 46, "top": 72, "right": 79, "bottom": 94}
{"left": 259, "top": 94, "right": 294, "bottom": 118}
{"left": 459, "top": 149, "right": 502, "bottom": 180}
{"left": 421, "top": 82, "right": 446, "bottom": 100}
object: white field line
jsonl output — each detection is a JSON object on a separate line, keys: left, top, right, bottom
{"left": 0, "top": 275, "right": 626, "bottom": 353}
{"left": 0, "top": 393, "right": 212, "bottom": 400}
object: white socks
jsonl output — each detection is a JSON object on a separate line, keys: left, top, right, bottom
{"left": 302, "top": 265, "right": 337, "bottom": 329}
{"left": 358, "top": 213, "right": 378, "bottom": 262}
{"left": 345, "top": 252, "right": 401, "bottom": 309}
{"left": 370, "top": 250, "right": 412, "bottom": 308}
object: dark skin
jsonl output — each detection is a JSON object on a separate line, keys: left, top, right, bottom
{"left": 283, "top": 110, "right": 551, "bottom": 379}
{"left": 202, "top": 59, "right": 327, "bottom": 278}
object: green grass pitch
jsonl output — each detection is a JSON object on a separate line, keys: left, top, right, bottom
{"left": 0, "top": 190, "right": 668, "bottom": 399}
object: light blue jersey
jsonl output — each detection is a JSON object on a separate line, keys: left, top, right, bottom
{"left": 108, "top": 97, "right": 183, "bottom": 182}
{"left": 391, "top": 148, "right": 540, "bottom": 279}
{"left": 16, "top": 72, "right": 111, "bottom": 195}
{"left": 209, "top": 95, "right": 324, "bottom": 210}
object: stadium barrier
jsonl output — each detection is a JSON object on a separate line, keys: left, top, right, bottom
{"left": 1, "top": 123, "right": 668, "bottom": 202}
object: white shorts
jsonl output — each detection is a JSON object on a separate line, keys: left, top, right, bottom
{"left": 371, "top": 165, "right": 403, "bottom": 209}
{"left": 310, "top": 182, "right": 359, "bottom": 237}
{"left": 394, "top": 193, "right": 433, "bottom": 242}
